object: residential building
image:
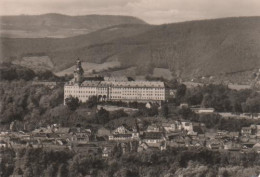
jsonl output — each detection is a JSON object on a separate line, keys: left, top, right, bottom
{"left": 142, "top": 132, "right": 165, "bottom": 144}
{"left": 146, "top": 124, "right": 161, "bottom": 132}
{"left": 191, "top": 107, "right": 215, "bottom": 114}
{"left": 162, "top": 122, "right": 177, "bottom": 133}
{"left": 109, "top": 125, "right": 139, "bottom": 141}
{"left": 241, "top": 127, "right": 252, "bottom": 136}
{"left": 181, "top": 121, "right": 193, "bottom": 132}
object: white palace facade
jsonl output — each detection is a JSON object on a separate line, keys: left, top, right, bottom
{"left": 64, "top": 59, "right": 170, "bottom": 103}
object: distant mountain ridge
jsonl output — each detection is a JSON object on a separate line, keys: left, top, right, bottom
{"left": 1, "top": 16, "right": 260, "bottom": 82}
{"left": 0, "top": 13, "right": 147, "bottom": 38}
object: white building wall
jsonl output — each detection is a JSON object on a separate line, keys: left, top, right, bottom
{"left": 64, "top": 81, "right": 168, "bottom": 103}
{"left": 64, "top": 85, "right": 97, "bottom": 103}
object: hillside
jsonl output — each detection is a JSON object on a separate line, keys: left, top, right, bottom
{"left": 0, "top": 13, "right": 146, "bottom": 38}
{"left": 0, "top": 23, "right": 153, "bottom": 70}
{"left": 1, "top": 16, "right": 260, "bottom": 82}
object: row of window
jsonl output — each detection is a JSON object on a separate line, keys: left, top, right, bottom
{"left": 65, "top": 88, "right": 165, "bottom": 93}
{"left": 65, "top": 92, "right": 164, "bottom": 97}
{"left": 65, "top": 95, "right": 164, "bottom": 100}
{"left": 66, "top": 86, "right": 164, "bottom": 90}
{"left": 65, "top": 90, "right": 96, "bottom": 94}
{"left": 112, "top": 91, "right": 164, "bottom": 93}
{"left": 112, "top": 87, "right": 164, "bottom": 90}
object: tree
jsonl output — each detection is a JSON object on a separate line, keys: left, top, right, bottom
{"left": 110, "top": 109, "right": 128, "bottom": 120}
{"left": 96, "top": 107, "right": 110, "bottom": 124}
{"left": 86, "top": 96, "right": 98, "bottom": 108}
{"left": 147, "top": 105, "right": 159, "bottom": 117}
{"left": 161, "top": 104, "right": 169, "bottom": 118}
{"left": 176, "top": 84, "right": 187, "bottom": 98}
{"left": 65, "top": 96, "right": 80, "bottom": 111}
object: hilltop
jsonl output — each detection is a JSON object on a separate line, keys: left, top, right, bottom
{"left": 0, "top": 13, "right": 146, "bottom": 38}
{"left": 1, "top": 16, "right": 260, "bottom": 82}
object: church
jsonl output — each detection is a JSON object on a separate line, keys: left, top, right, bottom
{"left": 64, "top": 59, "right": 170, "bottom": 103}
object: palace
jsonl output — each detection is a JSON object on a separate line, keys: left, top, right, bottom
{"left": 64, "top": 59, "right": 172, "bottom": 103}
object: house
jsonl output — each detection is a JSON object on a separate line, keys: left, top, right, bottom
{"left": 166, "top": 132, "right": 182, "bottom": 140}
{"left": 146, "top": 124, "right": 160, "bottom": 132}
{"left": 137, "top": 142, "right": 149, "bottom": 152}
{"left": 109, "top": 134, "right": 133, "bottom": 141}
{"left": 207, "top": 140, "right": 223, "bottom": 150}
{"left": 55, "top": 127, "right": 70, "bottom": 135}
{"left": 112, "top": 125, "right": 131, "bottom": 134}
{"left": 241, "top": 127, "right": 252, "bottom": 136}
{"left": 181, "top": 121, "right": 197, "bottom": 135}
{"left": 242, "top": 137, "right": 257, "bottom": 148}
{"left": 191, "top": 107, "right": 215, "bottom": 114}
{"left": 162, "top": 122, "right": 177, "bottom": 133}
{"left": 224, "top": 142, "right": 241, "bottom": 151}
{"left": 102, "top": 147, "right": 111, "bottom": 158}
{"left": 142, "top": 132, "right": 165, "bottom": 144}
{"left": 181, "top": 121, "right": 193, "bottom": 132}
{"left": 168, "top": 136, "right": 186, "bottom": 147}
{"left": 71, "top": 134, "right": 89, "bottom": 144}
{"left": 69, "top": 128, "right": 91, "bottom": 144}
{"left": 193, "top": 123, "right": 206, "bottom": 134}
{"left": 190, "top": 139, "right": 204, "bottom": 147}
{"left": 256, "top": 125, "right": 260, "bottom": 137}
{"left": 146, "top": 102, "right": 152, "bottom": 109}
{"left": 109, "top": 125, "right": 139, "bottom": 141}
{"left": 216, "top": 131, "right": 229, "bottom": 138}
{"left": 228, "top": 132, "right": 239, "bottom": 139}
{"left": 160, "top": 141, "right": 167, "bottom": 151}
{"left": 187, "top": 131, "right": 198, "bottom": 136}
{"left": 137, "top": 141, "right": 165, "bottom": 152}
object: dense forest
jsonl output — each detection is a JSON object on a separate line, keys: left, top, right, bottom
{"left": 179, "top": 84, "right": 260, "bottom": 113}
{"left": 1, "top": 147, "right": 260, "bottom": 177}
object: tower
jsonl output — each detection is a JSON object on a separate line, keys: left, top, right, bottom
{"left": 74, "top": 58, "right": 84, "bottom": 83}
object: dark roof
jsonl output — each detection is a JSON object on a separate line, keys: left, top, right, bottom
{"left": 76, "top": 144, "right": 97, "bottom": 147}
{"left": 113, "top": 134, "right": 132, "bottom": 138}
{"left": 142, "top": 132, "right": 164, "bottom": 139}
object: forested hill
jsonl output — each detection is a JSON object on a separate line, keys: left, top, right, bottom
{"left": 0, "top": 13, "right": 147, "bottom": 38}
{"left": 1, "top": 16, "right": 260, "bottom": 81}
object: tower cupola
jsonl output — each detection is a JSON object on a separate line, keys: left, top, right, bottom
{"left": 74, "top": 58, "right": 84, "bottom": 83}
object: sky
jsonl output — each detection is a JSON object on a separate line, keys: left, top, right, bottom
{"left": 1, "top": 0, "right": 260, "bottom": 24}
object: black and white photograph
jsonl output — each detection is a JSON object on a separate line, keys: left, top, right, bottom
{"left": 1, "top": 0, "right": 260, "bottom": 177}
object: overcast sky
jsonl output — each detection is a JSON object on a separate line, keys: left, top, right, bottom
{"left": 1, "top": 0, "right": 260, "bottom": 24}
